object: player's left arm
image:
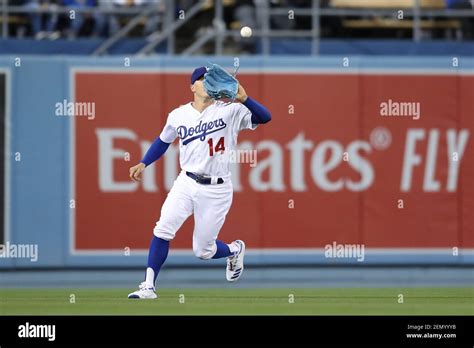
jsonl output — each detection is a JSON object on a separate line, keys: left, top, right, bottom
{"left": 235, "top": 84, "right": 272, "bottom": 124}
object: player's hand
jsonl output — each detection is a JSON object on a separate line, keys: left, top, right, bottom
{"left": 236, "top": 83, "right": 248, "bottom": 103}
{"left": 129, "top": 163, "right": 146, "bottom": 182}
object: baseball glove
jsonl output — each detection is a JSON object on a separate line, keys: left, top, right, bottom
{"left": 203, "top": 63, "right": 239, "bottom": 100}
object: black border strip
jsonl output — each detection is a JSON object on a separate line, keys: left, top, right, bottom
{"left": 0, "top": 316, "right": 472, "bottom": 346}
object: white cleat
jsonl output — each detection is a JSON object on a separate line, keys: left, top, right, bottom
{"left": 226, "top": 240, "right": 245, "bottom": 282}
{"left": 127, "top": 282, "right": 157, "bottom": 299}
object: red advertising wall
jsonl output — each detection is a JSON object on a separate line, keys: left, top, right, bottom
{"left": 74, "top": 71, "right": 473, "bottom": 251}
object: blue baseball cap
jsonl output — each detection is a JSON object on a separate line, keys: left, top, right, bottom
{"left": 191, "top": 66, "right": 207, "bottom": 84}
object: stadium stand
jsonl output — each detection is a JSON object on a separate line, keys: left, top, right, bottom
{"left": 0, "top": 1, "right": 472, "bottom": 54}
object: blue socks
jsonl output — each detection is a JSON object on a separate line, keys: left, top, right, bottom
{"left": 145, "top": 236, "right": 169, "bottom": 287}
{"left": 145, "top": 238, "right": 232, "bottom": 288}
{"left": 212, "top": 240, "right": 233, "bottom": 259}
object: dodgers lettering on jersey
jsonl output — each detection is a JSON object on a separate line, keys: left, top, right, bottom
{"left": 159, "top": 101, "right": 257, "bottom": 177}
{"left": 177, "top": 118, "right": 227, "bottom": 145}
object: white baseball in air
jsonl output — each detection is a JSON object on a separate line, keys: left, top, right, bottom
{"left": 240, "top": 26, "right": 252, "bottom": 38}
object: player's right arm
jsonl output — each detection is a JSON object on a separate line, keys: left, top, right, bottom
{"left": 129, "top": 137, "right": 170, "bottom": 182}
{"left": 129, "top": 113, "right": 178, "bottom": 182}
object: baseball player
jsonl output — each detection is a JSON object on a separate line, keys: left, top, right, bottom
{"left": 128, "top": 66, "right": 271, "bottom": 299}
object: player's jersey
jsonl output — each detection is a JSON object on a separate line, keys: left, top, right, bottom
{"left": 159, "top": 101, "right": 257, "bottom": 177}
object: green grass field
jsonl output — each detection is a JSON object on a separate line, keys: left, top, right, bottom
{"left": 1, "top": 288, "right": 473, "bottom": 315}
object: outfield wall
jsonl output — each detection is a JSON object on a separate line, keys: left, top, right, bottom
{"left": 0, "top": 55, "right": 473, "bottom": 268}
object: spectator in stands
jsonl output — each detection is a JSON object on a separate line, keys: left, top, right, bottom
{"left": 24, "top": 0, "right": 60, "bottom": 39}
{"left": 96, "top": 0, "right": 115, "bottom": 36}
{"left": 141, "top": 0, "right": 164, "bottom": 36}
{"left": 234, "top": 0, "right": 257, "bottom": 53}
{"left": 270, "top": 0, "right": 296, "bottom": 30}
{"left": 7, "top": 0, "right": 29, "bottom": 38}
{"left": 321, "top": 0, "right": 343, "bottom": 38}
{"left": 106, "top": 0, "right": 160, "bottom": 36}
{"left": 62, "top": 0, "right": 103, "bottom": 38}
{"left": 445, "top": 0, "right": 473, "bottom": 39}
{"left": 446, "top": 0, "right": 472, "bottom": 8}
{"left": 106, "top": 0, "right": 136, "bottom": 35}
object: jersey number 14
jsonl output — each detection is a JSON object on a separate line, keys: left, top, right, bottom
{"left": 208, "top": 137, "right": 225, "bottom": 156}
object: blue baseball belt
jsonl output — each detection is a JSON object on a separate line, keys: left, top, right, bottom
{"left": 186, "top": 171, "right": 224, "bottom": 185}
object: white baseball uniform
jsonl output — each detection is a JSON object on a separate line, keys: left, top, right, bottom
{"left": 153, "top": 100, "right": 257, "bottom": 259}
